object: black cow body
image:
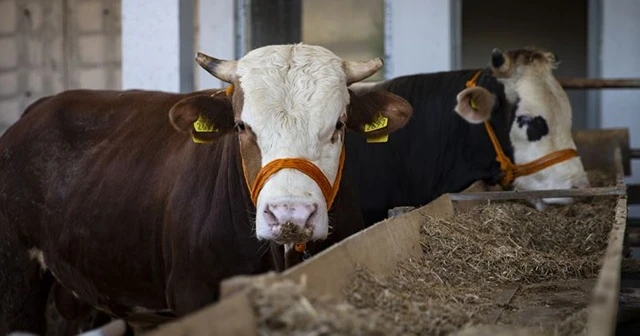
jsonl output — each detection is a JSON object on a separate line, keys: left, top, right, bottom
{"left": 345, "top": 69, "right": 516, "bottom": 226}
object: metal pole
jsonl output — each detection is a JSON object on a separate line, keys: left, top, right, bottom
{"left": 449, "top": 186, "right": 626, "bottom": 201}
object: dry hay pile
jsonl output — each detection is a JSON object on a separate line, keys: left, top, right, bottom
{"left": 343, "top": 169, "right": 617, "bottom": 335}
{"left": 248, "top": 277, "right": 388, "bottom": 336}
{"left": 249, "top": 169, "right": 618, "bottom": 335}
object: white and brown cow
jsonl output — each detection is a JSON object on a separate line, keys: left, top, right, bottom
{"left": 0, "top": 43, "right": 412, "bottom": 334}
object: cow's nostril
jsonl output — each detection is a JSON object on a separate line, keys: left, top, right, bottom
{"left": 306, "top": 203, "right": 319, "bottom": 225}
{"left": 266, "top": 202, "right": 318, "bottom": 228}
{"left": 264, "top": 206, "right": 278, "bottom": 224}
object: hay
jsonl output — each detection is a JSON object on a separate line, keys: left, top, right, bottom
{"left": 250, "top": 169, "right": 618, "bottom": 335}
{"left": 248, "top": 276, "right": 388, "bottom": 336}
{"left": 274, "top": 221, "right": 313, "bottom": 245}
{"left": 342, "top": 169, "right": 616, "bottom": 335}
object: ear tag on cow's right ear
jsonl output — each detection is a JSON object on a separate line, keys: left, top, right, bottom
{"left": 191, "top": 115, "right": 218, "bottom": 144}
{"left": 470, "top": 97, "right": 479, "bottom": 110}
{"left": 193, "top": 115, "right": 219, "bottom": 133}
{"left": 364, "top": 113, "right": 389, "bottom": 144}
{"left": 366, "top": 134, "right": 389, "bottom": 143}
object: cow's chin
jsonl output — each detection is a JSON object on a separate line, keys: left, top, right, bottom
{"left": 513, "top": 168, "right": 589, "bottom": 211}
{"left": 530, "top": 197, "right": 576, "bottom": 211}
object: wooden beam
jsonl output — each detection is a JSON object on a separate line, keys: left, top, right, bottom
{"left": 558, "top": 77, "right": 640, "bottom": 89}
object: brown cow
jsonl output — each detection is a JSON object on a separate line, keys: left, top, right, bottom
{"left": 0, "top": 43, "right": 413, "bottom": 335}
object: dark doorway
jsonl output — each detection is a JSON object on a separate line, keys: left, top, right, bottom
{"left": 461, "top": 0, "right": 589, "bottom": 130}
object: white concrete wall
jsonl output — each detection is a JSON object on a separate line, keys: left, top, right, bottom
{"left": 600, "top": 0, "right": 640, "bottom": 216}
{"left": 121, "top": 0, "right": 193, "bottom": 92}
{"left": 385, "top": 0, "right": 455, "bottom": 79}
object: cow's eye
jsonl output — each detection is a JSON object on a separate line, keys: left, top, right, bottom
{"left": 335, "top": 120, "right": 345, "bottom": 130}
{"left": 235, "top": 121, "right": 246, "bottom": 132}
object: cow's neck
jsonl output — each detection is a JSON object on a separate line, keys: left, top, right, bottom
{"left": 194, "top": 136, "right": 276, "bottom": 274}
{"left": 472, "top": 70, "right": 517, "bottom": 185}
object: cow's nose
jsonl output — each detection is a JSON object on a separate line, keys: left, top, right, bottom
{"left": 264, "top": 202, "right": 318, "bottom": 229}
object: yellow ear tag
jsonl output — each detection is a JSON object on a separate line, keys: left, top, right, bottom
{"left": 364, "top": 113, "right": 389, "bottom": 143}
{"left": 191, "top": 115, "right": 218, "bottom": 144}
{"left": 191, "top": 136, "right": 213, "bottom": 144}
{"left": 470, "top": 98, "right": 478, "bottom": 110}
{"left": 193, "top": 115, "right": 219, "bottom": 133}
{"left": 366, "top": 134, "right": 389, "bottom": 143}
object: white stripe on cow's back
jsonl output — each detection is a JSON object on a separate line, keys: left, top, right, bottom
{"left": 6, "top": 320, "right": 127, "bottom": 336}
{"left": 27, "top": 247, "right": 47, "bottom": 271}
{"left": 78, "top": 319, "right": 127, "bottom": 336}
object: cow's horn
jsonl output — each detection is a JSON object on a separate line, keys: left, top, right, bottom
{"left": 196, "top": 52, "right": 237, "bottom": 83}
{"left": 344, "top": 58, "right": 384, "bottom": 85}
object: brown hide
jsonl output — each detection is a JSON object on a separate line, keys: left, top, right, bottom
{"left": 0, "top": 88, "right": 365, "bottom": 334}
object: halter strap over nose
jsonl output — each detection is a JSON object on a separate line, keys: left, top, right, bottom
{"left": 242, "top": 148, "right": 345, "bottom": 210}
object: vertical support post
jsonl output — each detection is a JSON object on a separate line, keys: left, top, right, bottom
{"left": 247, "top": 0, "right": 301, "bottom": 50}
{"left": 587, "top": 0, "right": 602, "bottom": 130}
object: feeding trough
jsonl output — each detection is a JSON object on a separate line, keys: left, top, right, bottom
{"left": 143, "top": 128, "right": 629, "bottom": 336}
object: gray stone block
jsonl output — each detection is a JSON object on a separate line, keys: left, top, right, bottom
{"left": 0, "top": 71, "right": 18, "bottom": 97}
{"left": 78, "top": 34, "right": 107, "bottom": 65}
{"left": 76, "top": 1, "right": 104, "bottom": 32}
{"left": 0, "top": 37, "right": 18, "bottom": 69}
{"left": 0, "top": 1, "right": 17, "bottom": 34}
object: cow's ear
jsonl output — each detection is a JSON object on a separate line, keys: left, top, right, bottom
{"left": 346, "top": 90, "right": 413, "bottom": 139}
{"left": 454, "top": 86, "right": 496, "bottom": 124}
{"left": 169, "top": 94, "right": 235, "bottom": 144}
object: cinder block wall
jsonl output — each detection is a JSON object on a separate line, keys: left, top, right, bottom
{"left": 0, "top": 0, "right": 121, "bottom": 134}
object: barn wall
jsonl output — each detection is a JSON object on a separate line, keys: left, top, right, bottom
{"left": 600, "top": 0, "right": 640, "bottom": 216}
{"left": 0, "top": 0, "right": 121, "bottom": 135}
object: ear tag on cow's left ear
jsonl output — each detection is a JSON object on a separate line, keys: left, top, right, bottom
{"left": 364, "top": 113, "right": 389, "bottom": 144}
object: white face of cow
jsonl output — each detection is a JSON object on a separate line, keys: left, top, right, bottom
{"left": 237, "top": 46, "right": 349, "bottom": 242}
{"left": 491, "top": 48, "right": 590, "bottom": 209}
{"left": 183, "top": 43, "right": 413, "bottom": 244}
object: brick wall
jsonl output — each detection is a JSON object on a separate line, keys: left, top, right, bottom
{"left": 0, "top": 0, "right": 121, "bottom": 134}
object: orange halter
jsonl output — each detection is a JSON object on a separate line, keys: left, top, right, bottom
{"left": 465, "top": 70, "right": 578, "bottom": 187}
{"left": 243, "top": 149, "right": 345, "bottom": 210}
{"left": 221, "top": 85, "right": 346, "bottom": 253}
